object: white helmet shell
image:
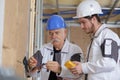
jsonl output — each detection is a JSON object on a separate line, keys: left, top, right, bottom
{"left": 73, "top": 0, "right": 103, "bottom": 18}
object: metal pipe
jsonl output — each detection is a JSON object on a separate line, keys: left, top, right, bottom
{"left": 40, "top": 0, "right": 44, "bottom": 48}
{"left": 56, "top": 0, "right": 60, "bottom": 14}
{"left": 35, "top": 0, "right": 43, "bottom": 52}
{"left": 43, "top": 8, "right": 120, "bottom": 17}
{"left": 105, "top": 0, "right": 120, "bottom": 23}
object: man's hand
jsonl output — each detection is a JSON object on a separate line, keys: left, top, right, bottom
{"left": 28, "top": 57, "right": 37, "bottom": 69}
{"left": 69, "top": 61, "right": 83, "bottom": 75}
{"left": 46, "top": 61, "right": 61, "bottom": 73}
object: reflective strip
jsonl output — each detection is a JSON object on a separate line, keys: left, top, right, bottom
{"left": 105, "top": 39, "right": 112, "bottom": 55}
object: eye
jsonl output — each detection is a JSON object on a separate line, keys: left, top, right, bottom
{"left": 55, "top": 32, "right": 59, "bottom": 35}
{"left": 81, "top": 21, "right": 87, "bottom": 25}
{"left": 49, "top": 32, "right": 53, "bottom": 36}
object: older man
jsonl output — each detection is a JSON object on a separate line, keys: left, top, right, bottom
{"left": 25, "top": 15, "right": 84, "bottom": 80}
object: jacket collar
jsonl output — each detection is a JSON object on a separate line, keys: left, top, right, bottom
{"left": 93, "top": 24, "right": 107, "bottom": 38}
{"left": 44, "top": 39, "right": 70, "bottom": 53}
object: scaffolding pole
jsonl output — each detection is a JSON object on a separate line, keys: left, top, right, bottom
{"left": 34, "top": 0, "right": 43, "bottom": 80}
{"left": 27, "top": 0, "right": 36, "bottom": 80}
{"left": 35, "top": 0, "right": 43, "bottom": 52}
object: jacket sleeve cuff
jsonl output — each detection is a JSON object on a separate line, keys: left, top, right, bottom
{"left": 57, "top": 67, "right": 76, "bottom": 78}
{"left": 81, "top": 63, "right": 89, "bottom": 74}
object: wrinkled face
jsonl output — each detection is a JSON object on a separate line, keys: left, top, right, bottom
{"left": 78, "top": 17, "right": 95, "bottom": 34}
{"left": 48, "top": 28, "right": 67, "bottom": 49}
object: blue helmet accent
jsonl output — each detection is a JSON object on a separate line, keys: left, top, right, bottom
{"left": 46, "top": 15, "right": 66, "bottom": 30}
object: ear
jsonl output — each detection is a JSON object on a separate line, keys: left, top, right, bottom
{"left": 91, "top": 16, "right": 97, "bottom": 23}
{"left": 91, "top": 16, "right": 96, "bottom": 23}
{"left": 64, "top": 29, "right": 67, "bottom": 37}
{"left": 65, "top": 29, "right": 67, "bottom": 34}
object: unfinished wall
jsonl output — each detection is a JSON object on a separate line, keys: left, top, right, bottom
{"left": 69, "top": 27, "right": 90, "bottom": 55}
{"left": 3, "top": 0, "right": 29, "bottom": 77}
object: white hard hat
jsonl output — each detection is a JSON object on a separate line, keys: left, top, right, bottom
{"left": 73, "top": 0, "right": 103, "bottom": 18}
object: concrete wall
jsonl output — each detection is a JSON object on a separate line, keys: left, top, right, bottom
{"left": 3, "top": 0, "right": 29, "bottom": 76}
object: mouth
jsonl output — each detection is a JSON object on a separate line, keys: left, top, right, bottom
{"left": 51, "top": 39, "right": 60, "bottom": 43}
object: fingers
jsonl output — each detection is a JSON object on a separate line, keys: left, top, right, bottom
{"left": 28, "top": 57, "right": 37, "bottom": 68}
{"left": 46, "top": 61, "right": 61, "bottom": 73}
{"left": 69, "top": 62, "right": 83, "bottom": 75}
{"left": 46, "top": 61, "right": 58, "bottom": 68}
{"left": 71, "top": 68, "right": 81, "bottom": 76}
{"left": 72, "top": 61, "right": 80, "bottom": 65}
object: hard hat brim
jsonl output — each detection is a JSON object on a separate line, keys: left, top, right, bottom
{"left": 73, "top": 12, "right": 103, "bottom": 19}
{"left": 73, "top": 16, "right": 79, "bottom": 19}
{"left": 73, "top": 15, "right": 82, "bottom": 19}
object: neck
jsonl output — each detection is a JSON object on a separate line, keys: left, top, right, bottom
{"left": 54, "top": 46, "right": 62, "bottom": 51}
{"left": 54, "top": 40, "right": 65, "bottom": 50}
{"left": 93, "top": 22, "right": 102, "bottom": 34}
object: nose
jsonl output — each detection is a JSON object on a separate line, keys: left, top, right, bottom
{"left": 51, "top": 33, "right": 56, "bottom": 39}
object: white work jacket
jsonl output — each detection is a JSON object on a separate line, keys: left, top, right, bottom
{"left": 82, "top": 24, "right": 120, "bottom": 80}
{"left": 31, "top": 39, "right": 83, "bottom": 80}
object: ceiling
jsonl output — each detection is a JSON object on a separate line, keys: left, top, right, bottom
{"left": 42, "top": 0, "right": 120, "bottom": 27}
